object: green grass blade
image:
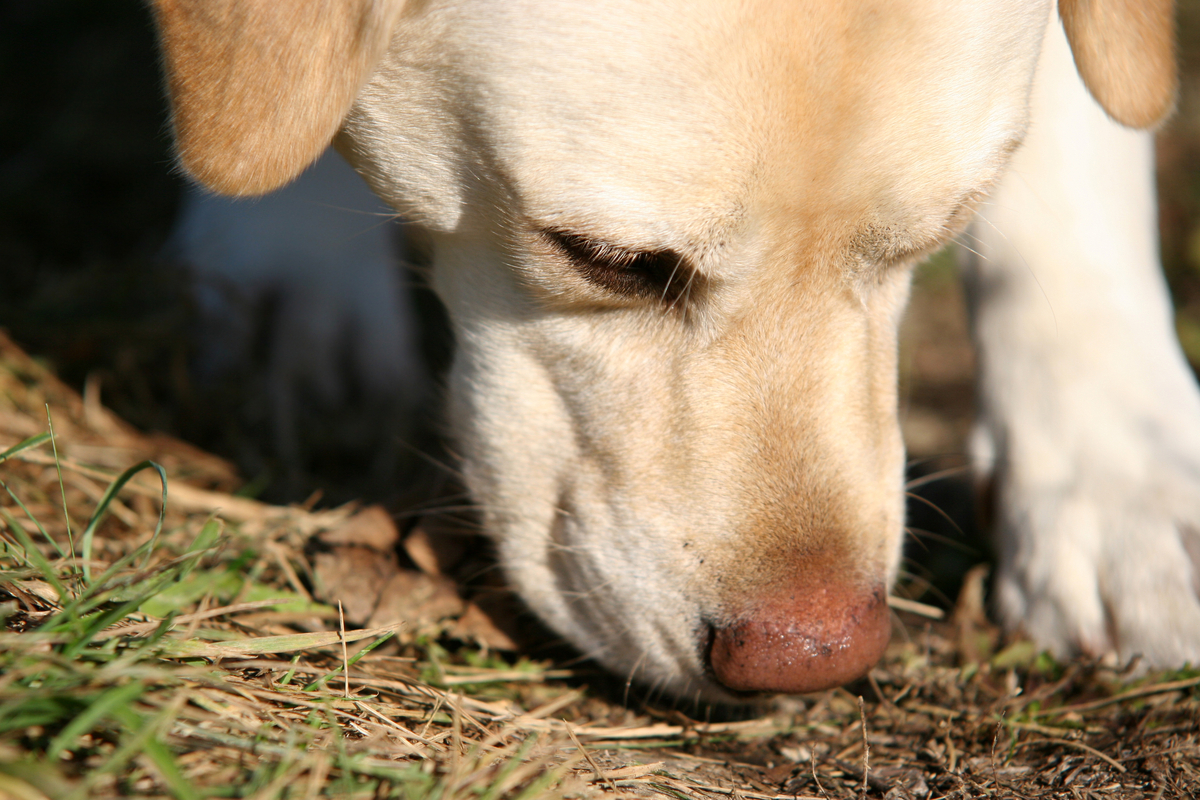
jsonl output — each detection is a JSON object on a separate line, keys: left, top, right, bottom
{"left": 59, "top": 592, "right": 162, "bottom": 660}
{"left": 41, "top": 555, "right": 174, "bottom": 636}
{"left": 0, "top": 432, "right": 51, "bottom": 465}
{"left": 177, "top": 518, "right": 222, "bottom": 582}
{"left": 0, "top": 508, "right": 67, "bottom": 599}
{"left": 1, "top": 482, "right": 66, "bottom": 560}
{"left": 278, "top": 653, "right": 303, "bottom": 686}
{"left": 68, "top": 697, "right": 190, "bottom": 800}
{"left": 113, "top": 705, "right": 201, "bottom": 800}
{"left": 302, "top": 631, "right": 396, "bottom": 691}
{"left": 79, "top": 460, "right": 167, "bottom": 582}
{"left": 45, "top": 405, "right": 76, "bottom": 576}
{"left": 0, "top": 696, "right": 83, "bottom": 736}
{"left": 61, "top": 528, "right": 206, "bottom": 619}
{"left": 46, "top": 680, "right": 145, "bottom": 760}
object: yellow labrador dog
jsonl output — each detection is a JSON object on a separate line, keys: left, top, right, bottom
{"left": 150, "top": 0, "right": 1193, "bottom": 701}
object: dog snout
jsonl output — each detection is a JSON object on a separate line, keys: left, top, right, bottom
{"left": 705, "top": 582, "right": 890, "bottom": 694}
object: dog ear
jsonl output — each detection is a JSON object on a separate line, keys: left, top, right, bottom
{"left": 1059, "top": 0, "right": 1177, "bottom": 129}
{"left": 151, "top": 0, "right": 406, "bottom": 196}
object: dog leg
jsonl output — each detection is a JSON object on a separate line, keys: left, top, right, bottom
{"left": 963, "top": 18, "right": 1200, "bottom": 667}
{"left": 165, "top": 149, "right": 428, "bottom": 494}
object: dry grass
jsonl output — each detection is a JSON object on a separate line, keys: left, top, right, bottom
{"left": 2, "top": 332, "right": 1198, "bottom": 800}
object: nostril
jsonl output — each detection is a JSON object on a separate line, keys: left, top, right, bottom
{"left": 705, "top": 583, "right": 890, "bottom": 694}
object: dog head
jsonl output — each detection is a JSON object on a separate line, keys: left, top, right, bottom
{"left": 152, "top": 0, "right": 1175, "bottom": 701}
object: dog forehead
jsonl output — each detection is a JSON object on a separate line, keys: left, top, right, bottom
{"left": 350, "top": 0, "right": 1047, "bottom": 249}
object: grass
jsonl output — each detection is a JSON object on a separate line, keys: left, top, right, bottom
{"left": 0, "top": 429, "right": 592, "bottom": 799}
{"left": 2, "top": 337, "right": 1199, "bottom": 799}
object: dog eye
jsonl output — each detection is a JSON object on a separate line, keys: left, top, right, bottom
{"left": 543, "top": 228, "right": 698, "bottom": 306}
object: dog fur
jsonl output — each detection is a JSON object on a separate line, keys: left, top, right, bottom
{"left": 150, "top": 0, "right": 1195, "bottom": 701}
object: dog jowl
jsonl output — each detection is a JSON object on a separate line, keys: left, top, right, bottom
{"left": 150, "top": 0, "right": 1178, "bottom": 701}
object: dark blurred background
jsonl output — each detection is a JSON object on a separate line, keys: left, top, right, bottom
{"left": 0, "top": 2, "right": 447, "bottom": 509}
{"left": 5, "top": 2, "right": 1200, "bottom": 604}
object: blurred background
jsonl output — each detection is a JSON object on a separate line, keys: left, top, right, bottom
{"left": 4, "top": 2, "right": 1200, "bottom": 604}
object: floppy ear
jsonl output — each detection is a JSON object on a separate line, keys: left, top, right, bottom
{"left": 151, "top": 0, "right": 405, "bottom": 196}
{"left": 1058, "top": 0, "right": 1177, "bottom": 129}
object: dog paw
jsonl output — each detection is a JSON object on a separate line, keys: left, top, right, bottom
{"left": 986, "top": 432, "right": 1200, "bottom": 668}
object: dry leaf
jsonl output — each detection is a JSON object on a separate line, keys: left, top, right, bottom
{"left": 450, "top": 602, "right": 518, "bottom": 651}
{"left": 163, "top": 625, "right": 397, "bottom": 657}
{"left": 319, "top": 505, "right": 399, "bottom": 551}
{"left": 313, "top": 546, "right": 399, "bottom": 624}
{"left": 403, "top": 522, "right": 467, "bottom": 576}
{"left": 368, "top": 570, "right": 464, "bottom": 629}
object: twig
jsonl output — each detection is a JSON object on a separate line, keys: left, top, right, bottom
{"left": 338, "top": 601, "right": 350, "bottom": 699}
{"left": 1013, "top": 738, "right": 1126, "bottom": 773}
{"left": 1120, "top": 743, "right": 1199, "bottom": 762}
{"left": 867, "top": 671, "right": 892, "bottom": 708}
{"left": 507, "top": 717, "right": 777, "bottom": 742}
{"left": 265, "top": 540, "right": 312, "bottom": 602}
{"left": 353, "top": 701, "right": 446, "bottom": 749}
{"left": 991, "top": 710, "right": 1009, "bottom": 794}
{"left": 420, "top": 695, "right": 444, "bottom": 740}
{"left": 945, "top": 733, "right": 958, "bottom": 774}
{"left": 565, "top": 723, "right": 614, "bottom": 792}
{"left": 857, "top": 696, "right": 870, "bottom": 797}
{"left": 525, "top": 689, "right": 585, "bottom": 720}
{"left": 598, "top": 763, "right": 664, "bottom": 781}
{"left": 811, "top": 751, "right": 829, "bottom": 800}
{"left": 661, "top": 778, "right": 824, "bottom": 800}
{"left": 1034, "top": 675, "right": 1200, "bottom": 717}
{"left": 886, "top": 596, "right": 945, "bottom": 619}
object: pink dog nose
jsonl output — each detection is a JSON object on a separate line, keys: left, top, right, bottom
{"left": 707, "top": 583, "right": 890, "bottom": 694}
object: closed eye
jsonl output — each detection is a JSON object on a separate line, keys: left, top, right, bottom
{"left": 543, "top": 228, "right": 701, "bottom": 307}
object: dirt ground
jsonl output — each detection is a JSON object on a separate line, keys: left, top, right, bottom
{"left": 2, "top": 3, "right": 1200, "bottom": 798}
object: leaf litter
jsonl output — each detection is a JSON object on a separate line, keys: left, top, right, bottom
{"left": 1, "top": 331, "right": 1197, "bottom": 799}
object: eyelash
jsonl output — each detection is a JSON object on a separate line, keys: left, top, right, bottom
{"left": 543, "top": 229, "right": 697, "bottom": 306}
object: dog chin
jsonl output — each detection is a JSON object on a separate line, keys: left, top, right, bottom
{"left": 483, "top": 465, "right": 901, "bottom": 704}
{"left": 502, "top": 549, "right": 741, "bottom": 705}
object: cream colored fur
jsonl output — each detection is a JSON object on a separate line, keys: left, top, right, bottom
{"left": 152, "top": 0, "right": 1194, "bottom": 700}
{"left": 966, "top": 18, "right": 1200, "bottom": 667}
